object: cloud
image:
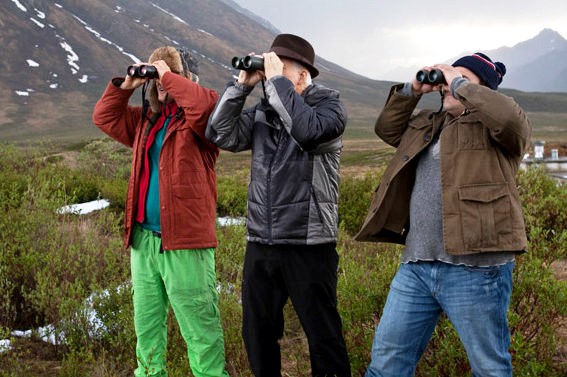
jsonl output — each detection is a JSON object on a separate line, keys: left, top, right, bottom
{"left": 234, "top": 0, "right": 567, "bottom": 80}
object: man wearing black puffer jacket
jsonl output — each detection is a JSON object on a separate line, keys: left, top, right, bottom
{"left": 206, "top": 34, "right": 351, "bottom": 377}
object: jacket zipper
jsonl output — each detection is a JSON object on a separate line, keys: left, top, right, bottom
{"left": 266, "top": 129, "right": 286, "bottom": 244}
{"left": 267, "top": 158, "right": 273, "bottom": 244}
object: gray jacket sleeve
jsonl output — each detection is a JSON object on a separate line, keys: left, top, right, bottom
{"left": 265, "top": 76, "right": 347, "bottom": 152}
{"left": 205, "top": 81, "right": 255, "bottom": 152}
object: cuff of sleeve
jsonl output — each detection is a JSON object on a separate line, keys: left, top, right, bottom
{"left": 112, "top": 77, "right": 125, "bottom": 87}
{"left": 234, "top": 80, "right": 254, "bottom": 94}
{"left": 450, "top": 77, "right": 469, "bottom": 98}
{"left": 400, "top": 82, "right": 419, "bottom": 97}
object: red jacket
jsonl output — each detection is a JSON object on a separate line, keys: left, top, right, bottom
{"left": 93, "top": 72, "right": 219, "bottom": 250}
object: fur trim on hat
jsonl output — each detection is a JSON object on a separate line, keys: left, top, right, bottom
{"left": 146, "top": 46, "right": 198, "bottom": 113}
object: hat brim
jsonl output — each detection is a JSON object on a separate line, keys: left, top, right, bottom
{"left": 270, "top": 46, "right": 319, "bottom": 78}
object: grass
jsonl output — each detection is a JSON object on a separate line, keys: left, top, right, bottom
{"left": 0, "top": 134, "right": 566, "bottom": 376}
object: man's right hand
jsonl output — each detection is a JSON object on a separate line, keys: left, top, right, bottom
{"left": 120, "top": 64, "right": 149, "bottom": 90}
{"left": 236, "top": 54, "right": 264, "bottom": 87}
{"left": 411, "top": 66, "right": 443, "bottom": 95}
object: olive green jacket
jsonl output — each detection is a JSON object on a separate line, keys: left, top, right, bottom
{"left": 355, "top": 82, "right": 531, "bottom": 255}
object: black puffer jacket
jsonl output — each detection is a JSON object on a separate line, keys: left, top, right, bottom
{"left": 206, "top": 76, "right": 347, "bottom": 245}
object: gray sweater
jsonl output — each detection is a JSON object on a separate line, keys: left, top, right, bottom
{"left": 400, "top": 83, "right": 516, "bottom": 266}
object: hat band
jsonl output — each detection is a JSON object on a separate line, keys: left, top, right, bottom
{"left": 271, "top": 46, "right": 313, "bottom": 67}
{"left": 472, "top": 54, "right": 497, "bottom": 73}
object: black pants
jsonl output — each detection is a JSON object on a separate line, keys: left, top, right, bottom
{"left": 242, "top": 241, "right": 351, "bottom": 377}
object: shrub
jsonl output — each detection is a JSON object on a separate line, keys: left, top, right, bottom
{"left": 216, "top": 170, "right": 248, "bottom": 217}
{"left": 338, "top": 170, "right": 383, "bottom": 236}
{"left": 0, "top": 144, "right": 128, "bottom": 343}
{"left": 1, "top": 144, "right": 566, "bottom": 376}
{"left": 337, "top": 233, "right": 401, "bottom": 374}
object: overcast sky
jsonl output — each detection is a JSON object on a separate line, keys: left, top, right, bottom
{"left": 233, "top": 0, "right": 567, "bottom": 81}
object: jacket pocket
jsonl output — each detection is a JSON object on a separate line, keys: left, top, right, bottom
{"left": 391, "top": 117, "right": 432, "bottom": 163}
{"left": 458, "top": 183, "right": 512, "bottom": 249}
{"left": 171, "top": 171, "right": 206, "bottom": 199}
{"left": 398, "top": 117, "right": 430, "bottom": 146}
{"left": 457, "top": 119, "right": 487, "bottom": 150}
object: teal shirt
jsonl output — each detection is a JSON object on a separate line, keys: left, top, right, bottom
{"left": 142, "top": 115, "right": 172, "bottom": 232}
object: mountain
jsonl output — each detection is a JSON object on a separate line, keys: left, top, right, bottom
{"left": 461, "top": 29, "right": 567, "bottom": 92}
{"left": 383, "top": 29, "right": 567, "bottom": 93}
{"left": 0, "top": 0, "right": 566, "bottom": 143}
{"left": 0, "top": 0, "right": 397, "bottom": 142}
{"left": 485, "top": 29, "right": 567, "bottom": 92}
{"left": 219, "top": 0, "right": 279, "bottom": 34}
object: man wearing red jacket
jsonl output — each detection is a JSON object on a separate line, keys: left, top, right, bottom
{"left": 93, "top": 46, "right": 229, "bottom": 377}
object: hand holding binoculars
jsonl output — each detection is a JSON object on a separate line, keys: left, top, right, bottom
{"left": 127, "top": 65, "right": 159, "bottom": 79}
{"left": 231, "top": 56, "right": 264, "bottom": 71}
{"left": 416, "top": 69, "right": 446, "bottom": 85}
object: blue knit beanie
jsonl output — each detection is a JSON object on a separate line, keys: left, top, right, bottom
{"left": 452, "top": 52, "right": 506, "bottom": 90}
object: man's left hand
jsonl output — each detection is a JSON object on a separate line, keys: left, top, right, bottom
{"left": 434, "top": 64, "right": 463, "bottom": 88}
{"left": 263, "top": 52, "right": 284, "bottom": 80}
{"left": 152, "top": 60, "right": 172, "bottom": 79}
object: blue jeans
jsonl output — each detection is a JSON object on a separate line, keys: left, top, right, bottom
{"left": 366, "top": 261, "right": 514, "bottom": 377}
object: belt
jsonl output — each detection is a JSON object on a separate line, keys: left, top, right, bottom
{"left": 149, "top": 229, "right": 163, "bottom": 253}
{"left": 135, "top": 224, "right": 163, "bottom": 252}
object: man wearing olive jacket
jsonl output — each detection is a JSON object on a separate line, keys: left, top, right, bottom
{"left": 356, "top": 53, "right": 531, "bottom": 377}
{"left": 93, "top": 46, "right": 229, "bottom": 377}
{"left": 206, "top": 34, "right": 351, "bottom": 377}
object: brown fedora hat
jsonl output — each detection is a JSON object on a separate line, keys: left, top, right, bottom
{"left": 269, "top": 33, "right": 319, "bottom": 78}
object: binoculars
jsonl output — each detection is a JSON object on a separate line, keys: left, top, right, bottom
{"left": 416, "top": 69, "right": 445, "bottom": 85}
{"left": 127, "top": 65, "right": 158, "bottom": 79}
{"left": 231, "top": 56, "right": 264, "bottom": 71}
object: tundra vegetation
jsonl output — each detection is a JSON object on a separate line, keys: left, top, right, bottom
{"left": 0, "top": 139, "right": 565, "bottom": 376}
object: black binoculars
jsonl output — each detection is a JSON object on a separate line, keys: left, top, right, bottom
{"left": 231, "top": 56, "right": 264, "bottom": 71}
{"left": 416, "top": 69, "right": 445, "bottom": 85}
{"left": 127, "top": 65, "right": 158, "bottom": 79}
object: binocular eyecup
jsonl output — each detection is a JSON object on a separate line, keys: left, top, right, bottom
{"left": 127, "top": 65, "right": 158, "bottom": 79}
{"left": 416, "top": 69, "right": 445, "bottom": 85}
{"left": 231, "top": 56, "right": 264, "bottom": 71}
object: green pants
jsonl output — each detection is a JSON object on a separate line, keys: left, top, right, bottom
{"left": 131, "top": 226, "right": 230, "bottom": 377}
